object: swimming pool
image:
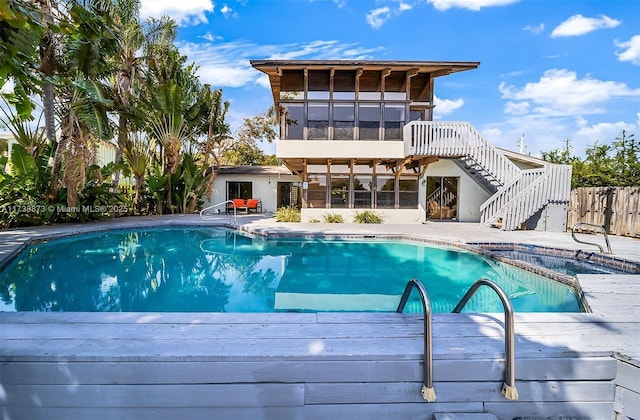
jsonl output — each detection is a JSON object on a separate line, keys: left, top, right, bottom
{"left": 0, "top": 227, "right": 582, "bottom": 313}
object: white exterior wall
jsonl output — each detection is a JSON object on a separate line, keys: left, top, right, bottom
{"left": 423, "top": 159, "right": 490, "bottom": 223}
{"left": 204, "top": 173, "right": 300, "bottom": 213}
{"left": 300, "top": 208, "right": 424, "bottom": 224}
{"left": 277, "top": 140, "right": 405, "bottom": 159}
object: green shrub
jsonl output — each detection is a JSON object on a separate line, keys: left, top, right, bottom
{"left": 353, "top": 210, "right": 384, "bottom": 224}
{"left": 308, "top": 218, "right": 320, "bottom": 223}
{"left": 275, "top": 206, "right": 301, "bottom": 222}
{"left": 322, "top": 212, "right": 344, "bottom": 223}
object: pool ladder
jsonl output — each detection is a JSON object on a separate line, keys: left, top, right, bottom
{"left": 200, "top": 200, "right": 238, "bottom": 225}
{"left": 397, "top": 278, "right": 518, "bottom": 403}
{"left": 571, "top": 222, "right": 613, "bottom": 254}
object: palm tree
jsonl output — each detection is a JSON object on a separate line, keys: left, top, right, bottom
{"left": 109, "top": 2, "right": 176, "bottom": 186}
{"left": 49, "top": 0, "right": 118, "bottom": 206}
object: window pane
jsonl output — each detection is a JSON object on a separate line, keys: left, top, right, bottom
{"left": 384, "top": 92, "right": 407, "bottom": 101}
{"left": 359, "top": 92, "right": 381, "bottom": 100}
{"left": 359, "top": 104, "right": 380, "bottom": 121}
{"left": 330, "top": 175, "right": 349, "bottom": 208}
{"left": 358, "top": 104, "right": 380, "bottom": 140}
{"left": 384, "top": 122, "right": 403, "bottom": 141}
{"left": 334, "top": 121, "right": 354, "bottom": 140}
{"left": 384, "top": 104, "right": 405, "bottom": 140}
{"left": 334, "top": 103, "right": 354, "bottom": 120}
{"left": 399, "top": 178, "right": 418, "bottom": 208}
{"left": 385, "top": 104, "right": 405, "bottom": 121}
{"left": 333, "top": 92, "right": 355, "bottom": 100}
{"left": 376, "top": 176, "right": 395, "bottom": 208}
{"left": 282, "top": 103, "right": 303, "bottom": 140}
{"left": 307, "top": 174, "right": 326, "bottom": 208}
{"left": 228, "top": 182, "right": 252, "bottom": 200}
{"left": 308, "top": 103, "right": 329, "bottom": 140}
{"left": 353, "top": 175, "right": 372, "bottom": 208}
{"left": 334, "top": 103, "right": 355, "bottom": 140}
{"left": 359, "top": 122, "right": 380, "bottom": 140}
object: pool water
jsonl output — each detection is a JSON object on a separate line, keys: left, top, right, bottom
{"left": 0, "top": 227, "right": 581, "bottom": 313}
{"left": 493, "top": 250, "right": 630, "bottom": 276}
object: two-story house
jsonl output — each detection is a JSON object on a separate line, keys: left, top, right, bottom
{"left": 250, "top": 59, "right": 572, "bottom": 231}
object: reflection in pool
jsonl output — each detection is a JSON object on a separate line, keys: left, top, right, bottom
{"left": 0, "top": 227, "right": 582, "bottom": 313}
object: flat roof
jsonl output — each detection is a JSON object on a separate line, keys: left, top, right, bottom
{"left": 250, "top": 59, "right": 480, "bottom": 73}
{"left": 215, "top": 165, "right": 292, "bottom": 176}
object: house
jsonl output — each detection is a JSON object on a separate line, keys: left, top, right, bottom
{"left": 206, "top": 165, "right": 302, "bottom": 214}
{"left": 249, "top": 59, "right": 572, "bottom": 231}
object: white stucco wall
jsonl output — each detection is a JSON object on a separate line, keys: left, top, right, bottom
{"left": 422, "top": 159, "right": 491, "bottom": 223}
{"left": 203, "top": 173, "right": 301, "bottom": 213}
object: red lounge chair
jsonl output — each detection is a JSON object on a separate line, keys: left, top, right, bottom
{"left": 246, "top": 199, "right": 262, "bottom": 213}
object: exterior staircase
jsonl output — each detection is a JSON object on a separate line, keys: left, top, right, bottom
{"left": 404, "top": 121, "right": 572, "bottom": 231}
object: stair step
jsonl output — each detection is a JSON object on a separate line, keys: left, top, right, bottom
{"left": 434, "top": 414, "right": 499, "bottom": 420}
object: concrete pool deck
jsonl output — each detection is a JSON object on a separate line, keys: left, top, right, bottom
{"left": 0, "top": 214, "right": 639, "bottom": 419}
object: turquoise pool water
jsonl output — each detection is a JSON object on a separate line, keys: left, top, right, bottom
{"left": 0, "top": 227, "right": 581, "bottom": 313}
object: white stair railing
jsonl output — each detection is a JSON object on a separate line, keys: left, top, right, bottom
{"left": 404, "top": 121, "right": 571, "bottom": 230}
{"left": 405, "top": 121, "right": 519, "bottom": 186}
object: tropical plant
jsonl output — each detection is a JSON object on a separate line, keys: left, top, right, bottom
{"left": 275, "top": 206, "right": 301, "bottom": 222}
{"left": 322, "top": 213, "right": 344, "bottom": 223}
{"left": 353, "top": 210, "right": 384, "bottom": 224}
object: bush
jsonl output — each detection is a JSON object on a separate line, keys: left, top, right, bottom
{"left": 275, "top": 206, "right": 301, "bottom": 222}
{"left": 353, "top": 210, "right": 384, "bottom": 224}
{"left": 322, "top": 212, "right": 344, "bottom": 223}
{"left": 308, "top": 218, "right": 320, "bottom": 223}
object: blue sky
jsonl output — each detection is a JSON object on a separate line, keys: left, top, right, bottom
{"left": 129, "top": 1, "right": 640, "bottom": 156}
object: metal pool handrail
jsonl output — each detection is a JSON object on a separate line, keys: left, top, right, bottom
{"left": 571, "top": 222, "right": 612, "bottom": 254}
{"left": 396, "top": 278, "right": 435, "bottom": 402}
{"left": 200, "top": 200, "right": 237, "bottom": 225}
{"left": 453, "top": 278, "right": 519, "bottom": 400}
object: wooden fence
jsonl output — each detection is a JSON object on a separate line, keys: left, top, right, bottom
{"left": 567, "top": 187, "right": 640, "bottom": 238}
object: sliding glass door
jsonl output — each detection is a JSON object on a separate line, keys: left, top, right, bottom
{"left": 426, "top": 177, "right": 458, "bottom": 221}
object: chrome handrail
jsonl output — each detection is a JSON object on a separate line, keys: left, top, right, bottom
{"left": 199, "top": 200, "right": 237, "bottom": 225}
{"left": 571, "top": 222, "right": 612, "bottom": 254}
{"left": 453, "top": 278, "right": 519, "bottom": 400}
{"left": 396, "top": 278, "right": 435, "bottom": 402}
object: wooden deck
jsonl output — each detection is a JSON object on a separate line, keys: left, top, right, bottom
{"left": 0, "top": 218, "right": 638, "bottom": 419}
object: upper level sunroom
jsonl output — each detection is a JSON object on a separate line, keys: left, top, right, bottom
{"left": 250, "top": 60, "right": 480, "bottom": 143}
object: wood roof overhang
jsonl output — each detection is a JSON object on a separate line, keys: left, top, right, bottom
{"left": 250, "top": 60, "right": 480, "bottom": 105}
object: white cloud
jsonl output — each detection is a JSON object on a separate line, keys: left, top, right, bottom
{"left": 140, "top": 0, "right": 214, "bottom": 25}
{"left": 366, "top": 7, "right": 391, "bottom": 30}
{"left": 428, "top": 0, "right": 518, "bottom": 12}
{"left": 574, "top": 120, "right": 636, "bottom": 147}
{"left": 177, "top": 40, "right": 384, "bottom": 89}
{"left": 523, "top": 23, "right": 544, "bottom": 35}
{"left": 220, "top": 4, "right": 236, "bottom": 18}
{"left": 399, "top": 2, "right": 413, "bottom": 12}
{"left": 433, "top": 95, "right": 464, "bottom": 118}
{"left": 615, "top": 35, "right": 640, "bottom": 66}
{"left": 499, "top": 69, "right": 640, "bottom": 117}
{"left": 201, "top": 32, "right": 223, "bottom": 42}
{"left": 551, "top": 14, "right": 620, "bottom": 38}
{"left": 504, "top": 101, "right": 529, "bottom": 115}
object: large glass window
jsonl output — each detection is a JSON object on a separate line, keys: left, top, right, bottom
{"left": 227, "top": 182, "right": 252, "bottom": 200}
{"left": 307, "top": 174, "right": 327, "bottom": 208}
{"left": 353, "top": 175, "right": 372, "bottom": 208}
{"left": 376, "top": 176, "right": 395, "bottom": 208}
{"left": 384, "top": 104, "right": 405, "bottom": 141}
{"left": 308, "top": 103, "right": 329, "bottom": 140}
{"left": 282, "top": 103, "right": 303, "bottom": 140}
{"left": 399, "top": 177, "right": 419, "bottom": 208}
{"left": 333, "top": 103, "right": 354, "bottom": 140}
{"left": 330, "top": 175, "right": 349, "bottom": 208}
{"left": 358, "top": 104, "right": 380, "bottom": 140}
